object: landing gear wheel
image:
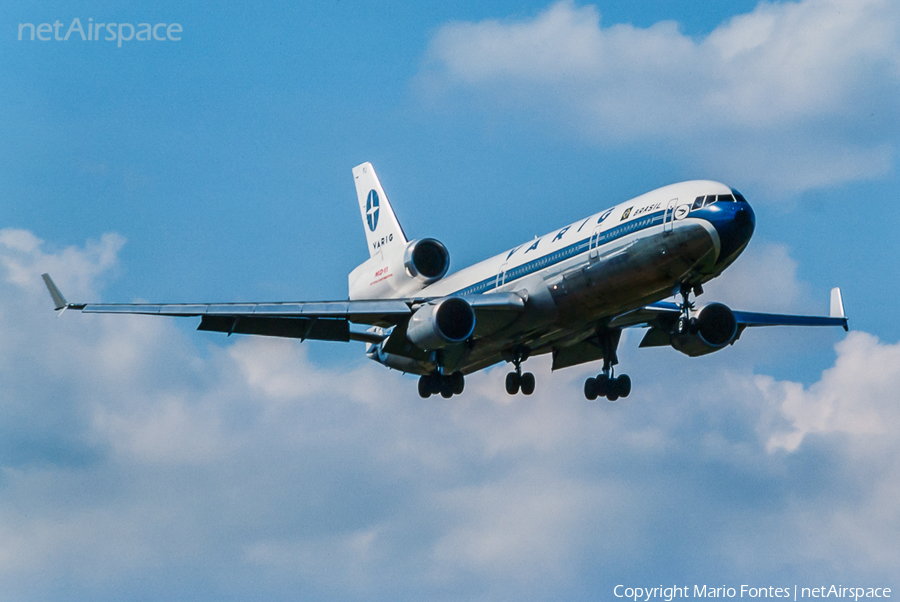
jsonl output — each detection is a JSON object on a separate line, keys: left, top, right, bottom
{"left": 617, "top": 374, "right": 631, "bottom": 398}
{"left": 520, "top": 372, "right": 535, "bottom": 395}
{"left": 595, "top": 374, "right": 610, "bottom": 398}
{"left": 607, "top": 380, "right": 620, "bottom": 402}
{"left": 420, "top": 372, "right": 465, "bottom": 399}
{"left": 418, "top": 375, "right": 432, "bottom": 399}
{"left": 584, "top": 377, "right": 598, "bottom": 401}
{"left": 451, "top": 371, "right": 465, "bottom": 395}
{"left": 505, "top": 372, "right": 520, "bottom": 395}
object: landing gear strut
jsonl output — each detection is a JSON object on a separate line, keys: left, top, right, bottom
{"left": 418, "top": 371, "right": 465, "bottom": 399}
{"left": 675, "top": 283, "right": 703, "bottom": 334}
{"left": 505, "top": 349, "right": 535, "bottom": 395}
{"left": 583, "top": 328, "right": 632, "bottom": 402}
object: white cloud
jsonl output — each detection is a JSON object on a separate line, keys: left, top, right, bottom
{"left": 421, "top": 0, "right": 900, "bottom": 193}
{"left": 0, "top": 230, "right": 896, "bottom": 600}
{"left": 759, "top": 331, "right": 900, "bottom": 452}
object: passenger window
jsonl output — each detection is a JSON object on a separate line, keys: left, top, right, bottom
{"left": 692, "top": 196, "right": 704, "bottom": 210}
{"left": 705, "top": 194, "right": 717, "bottom": 205}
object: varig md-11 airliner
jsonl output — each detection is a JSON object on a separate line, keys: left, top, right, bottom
{"left": 44, "top": 163, "right": 847, "bottom": 400}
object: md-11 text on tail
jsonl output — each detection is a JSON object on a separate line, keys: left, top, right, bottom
{"left": 43, "top": 162, "right": 847, "bottom": 400}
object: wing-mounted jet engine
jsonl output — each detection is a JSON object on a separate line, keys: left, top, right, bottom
{"left": 406, "top": 296, "right": 474, "bottom": 350}
{"left": 638, "top": 302, "right": 740, "bottom": 357}
{"left": 669, "top": 302, "right": 739, "bottom": 356}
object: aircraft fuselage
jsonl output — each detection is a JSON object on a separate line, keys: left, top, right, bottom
{"left": 370, "top": 180, "right": 756, "bottom": 375}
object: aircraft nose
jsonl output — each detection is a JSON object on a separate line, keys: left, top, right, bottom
{"left": 715, "top": 198, "right": 755, "bottom": 266}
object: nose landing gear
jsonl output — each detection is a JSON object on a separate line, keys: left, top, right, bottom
{"left": 675, "top": 282, "right": 703, "bottom": 334}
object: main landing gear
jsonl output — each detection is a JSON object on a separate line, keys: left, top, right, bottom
{"left": 583, "top": 328, "right": 631, "bottom": 401}
{"left": 584, "top": 370, "right": 631, "bottom": 401}
{"left": 505, "top": 349, "right": 535, "bottom": 395}
{"left": 418, "top": 371, "right": 464, "bottom": 399}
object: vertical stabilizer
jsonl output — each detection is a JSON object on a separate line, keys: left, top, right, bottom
{"left": 352, "top": 162, "right": 408, "bottom": 258}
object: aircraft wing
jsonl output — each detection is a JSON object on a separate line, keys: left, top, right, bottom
{"left": 41, "top": 274, "right": 524, "bottom": 344}
{"left": 613, "top": 303, "right": 848, "bottom": 331}
{"left": 610, "top": 287, "right": 848, "bottom": 351}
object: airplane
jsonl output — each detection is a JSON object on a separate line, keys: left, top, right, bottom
{"left": 43, "top": 162, "right": 848, "bottom": 401}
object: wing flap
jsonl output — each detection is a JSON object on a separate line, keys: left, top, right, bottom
{"left": 197, "top": 315, "right": 351, "bottom": 341}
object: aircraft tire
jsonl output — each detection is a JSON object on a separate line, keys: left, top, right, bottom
{"left": 595, "top": 374, "right": 610, "bottom": 397}
{"left": 505, "top": 372, "right": 520, "bottom": 395}
{"left": 520, "top": 372, "right": 535, "bottom": 395}
{"left": 606, "top": 376, "right": 620, "bottom": 401}
{"left": 584, "top": 378, "right": 598, "bottom": 400}
{"left": 418, "top": 376, "right": 432, "bottom": 398}
{"left": 617, "top": 374, "right": 632, "bottom": 398}
{"left": 451, "top": 372, "right": 465, "bottom": 395}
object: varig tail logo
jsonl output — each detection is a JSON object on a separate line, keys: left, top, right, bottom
{"left": 366, "top": 190, "right": 380, "bottom": 232}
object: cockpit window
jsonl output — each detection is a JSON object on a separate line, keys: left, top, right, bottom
{"left": 731, "top": 188, "right": 747, "bottom": 203}
{"left": 692, "top": 196, "right": 704, "bottom": 210}
{"left": 718, "top": 194, "right": 735, "bottom": 203}
{"left": 705, "top": 194, "right": 717, "bottom": 205}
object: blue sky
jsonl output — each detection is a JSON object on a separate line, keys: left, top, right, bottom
{"left": 1, "top": 1, "right": 898, "bottom": 600}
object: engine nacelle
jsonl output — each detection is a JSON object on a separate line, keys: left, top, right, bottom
{"left": 404, "top": 238, "right": 449, "bottom": 283}
{"left": 349, "top": 238, "right": 450, "bottom": 300}
{"left": 406, "top": 297, "right": 475, "bottom": 351}
{"left": 670, "top": 302, "right": 739, "bottom": 357}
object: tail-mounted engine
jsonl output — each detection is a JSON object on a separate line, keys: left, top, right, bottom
{"left": 404, "top": 238, "right": 449, "bottom": 283}
{"left": 349, "top": 238, "right": 450, "bottom": 300}
{"left": 406, "top": 296, "right": 475, "bottom": 350}
{"left": 670, "top": 302, "right": 739, "bottom": 357}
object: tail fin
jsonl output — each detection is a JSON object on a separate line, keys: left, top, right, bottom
{"left": 352, "top": 162, "right": 408, "bottom": 258}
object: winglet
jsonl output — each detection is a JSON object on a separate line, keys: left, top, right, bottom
{"left": 42, "top": 274, "right": 68, "bottom": 311}
{"left": 830, "top": 288, "right": 845, "bottom": 318}
{"left": 830, "top": 287, "right": 849, "bottom": 331}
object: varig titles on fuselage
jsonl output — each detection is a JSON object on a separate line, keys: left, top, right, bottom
{"left": 371, "top": 232, "right": 394, "bottom": 252}
{"left": 487, "top": 197, "right": 666, "bottom": 265}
